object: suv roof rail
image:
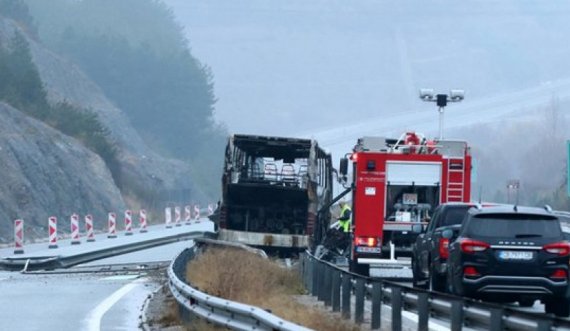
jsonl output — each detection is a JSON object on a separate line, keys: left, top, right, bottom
{"left": 544, "top": 205, "right": 553, "bottom": 213}
{"left": 514, "top": 205, "right": 518, "bottom": 212}
{"left": 474, "top": 203, "right": 483, "bottom": 210}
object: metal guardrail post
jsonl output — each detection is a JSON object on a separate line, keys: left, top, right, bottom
{"left": 324, "top": 264, "right": 332, "bottom": 306}
{"left": 537, "top": 319, "right": 553, "bottom": 331}
{"left": 355, "top": 278, "right": 365, "bottom": 324}
{"left": 342, "top": 273, "right": 351, "bottom": 319}
{"left": 417, "top": 292, "right": 429, "bottom": 331}
{"left": 307, "top": 255, "right": 314, "bottom": 294}
{"left": 451, "top": 300, "right": 464, "bottom": 331}
{"left": 371, "top": 281, "right": 382, "bottom": 330}
{"left": 391, "top": 286, "right": 402, "bottom": 331}
{"left": 332, "top": 270, "right": 341, "bottom": 312}
{"left": 318, "top": 263, "right": 326, "bottom": 301}
{"left": 489, "top": 307, "right": 503, "bottom": 331}
{"left": 312, "top": 258, "right": 319, "bottom": 297}
{"left": 302, "top": 254, "right": 307, "bottom": 290}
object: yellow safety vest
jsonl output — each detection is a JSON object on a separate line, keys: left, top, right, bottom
{"left": 339, "top": 205, "right": 352, "bottom": 232}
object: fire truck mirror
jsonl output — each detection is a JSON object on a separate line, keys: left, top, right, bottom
{"left": 412, "top": 224, "right": 424, "bottom": 234}
{"left": 339, "top": 157, "right": 348, "bottom": 177}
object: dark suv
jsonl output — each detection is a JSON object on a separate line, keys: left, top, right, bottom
{"left": 447, "top": 205, "right": 570, "bottom": 316}
{"left": 412, "top": 203, "right": 475, "bottom": 291}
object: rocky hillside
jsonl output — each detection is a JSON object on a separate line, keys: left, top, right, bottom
{"left": 15, "top": 19, "right": 207, "bottom": 202}
{"left": 0, "top": 15, "right": 208, "bottom": 242}
{"left": 0, "top": 102, "right": 124, "bottom": 242}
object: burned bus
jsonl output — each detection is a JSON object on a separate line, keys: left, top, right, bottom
{"left": 217, "top": 134, "right": 333, "bottom": 250}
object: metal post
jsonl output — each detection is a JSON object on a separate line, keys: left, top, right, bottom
{"left": 355, "top": 278, "right": 365, "bottom": 324}
{"left": 324, "top": 265, "right": 332, "bottom": 306}
{"left": 318, "top": 263, "right": 325, "bottom": 301}
{"left": 537, "top": 320, "right": 553, "bottom": 331}
{"left": 342, "top": 273, "right": 351, "bottom": 319}
{"left": 303, "top": 255, "right": 309, "bottom": 291}
{"left": 417, "top": 292, "right": 429, "bottom": 331}
{"left": 391, "top": 287, "right": 402, "bottom": 331}
{"left": 489, "top": 308, "right": 503, "bottom": 331}
{"left": 439, "top": 106, "right": 444, "bottom": 140}
{"left": 450, "top": 300, "right": 463, "bottom": 331}
{"left": 312, "top": 259, "right": 319, "bottom": 297}
{"left": 332, "top": 270, "right": 341, "bottom": 312}
{"left": 307, "top": 256, "right": 314, "bottom": 294}
{"left": 371, "top": 282, "right": 382, "bottom": 330}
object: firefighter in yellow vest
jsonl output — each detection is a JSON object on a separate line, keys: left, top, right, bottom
{"left": 338, "top": 200, "right": 352, "bottom": 232}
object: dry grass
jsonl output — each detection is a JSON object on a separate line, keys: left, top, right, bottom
{"left": 186, "top": 247, "right": 358, "bottom": 331}
{"left": 147, "top": 288, "right": 183, "bottom": 329}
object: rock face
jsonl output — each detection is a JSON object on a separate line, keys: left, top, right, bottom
{"left": 0, "top": 102, "right": 125, "bottom": 242}
{"left": 0, "top": 18, "right": 209, "bottom": 241}
{"left": 16, "top": 21, "right": 206, "bottom": 202}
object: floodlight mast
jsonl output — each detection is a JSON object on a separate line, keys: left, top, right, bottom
{"left": 419, "top": 89, "right": 464, "bottom": 140}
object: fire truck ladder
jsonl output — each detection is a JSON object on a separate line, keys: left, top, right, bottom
{"left": 446, "top": 157, "right": 465, "bottom": 202}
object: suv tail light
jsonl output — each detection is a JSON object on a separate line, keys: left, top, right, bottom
{"left": 355, "top": 236, "right": 380, "bottom": 247}
{"left": 550, "top": 269, "right": 568, "bottom": 280}
{"left": 463, "top": 266, "right": 480, "bottom": 277}
{"left": 543, "top": 242, "right": 570, "bottom": 256}
{"left": 460, "top": 239, "right": 490, "bottom": 254}
{"left": 439, "top": 238, "right": 450, "bottom": 259}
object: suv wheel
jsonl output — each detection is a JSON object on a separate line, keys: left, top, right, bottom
{"left": 518, "top": 298, "right": 534, "bottom": 308}
{"left": 430, "top": 265, "right": 446, "bottom": 292}
{"left": 545, "top": 297, "right": 570, "bottom": 317}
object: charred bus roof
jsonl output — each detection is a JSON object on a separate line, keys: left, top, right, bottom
{"left": 231, "top": 134, "right": 317, "bottom": 159}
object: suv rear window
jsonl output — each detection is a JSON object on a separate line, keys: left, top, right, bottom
{"left": 465, "top": 213, "right": 562, "bottom": 239}
{"left": 441, "top": 206, "right": 472, "bottom": 227}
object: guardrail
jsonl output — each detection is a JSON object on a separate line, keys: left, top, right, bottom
{"left": 301, "top": 251, "right": 570, "bottom": 331}
{"left": 0, "top": 231, "right": 216, "bottom": 271}
{"left": 167, "top": 238, "right": 312, "bottom": 331}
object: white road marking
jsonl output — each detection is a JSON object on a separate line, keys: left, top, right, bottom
{"left": 84, "top": 278, "right": 145, "bottom": 331}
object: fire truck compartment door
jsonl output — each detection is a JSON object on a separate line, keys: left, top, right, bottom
{"left": 386, "top": 162, "right": 441, "bottom": 186}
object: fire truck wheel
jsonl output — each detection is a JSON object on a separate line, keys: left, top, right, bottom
{"left": 350, "top": 260, "right": 370, "bottom": 277}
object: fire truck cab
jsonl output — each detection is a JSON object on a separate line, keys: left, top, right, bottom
{"left": 339, "top": 132, "right": 472, "bottom": 276}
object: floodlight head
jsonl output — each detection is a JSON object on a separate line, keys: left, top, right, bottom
{"left": 419, "top": 88, "right": 435, "bottom": 101}
{"left": 449, "top": 89, "right": 465, "bottom": 102}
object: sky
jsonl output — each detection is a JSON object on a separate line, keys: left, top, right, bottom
{"left": 163, "top": 1, "right": 570, "bottom": 203}
{"left": 164, "top": 0, "right": 570, "bottom": 139}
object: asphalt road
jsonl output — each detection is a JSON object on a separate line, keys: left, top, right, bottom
{"left": 0, "top": 262, "right": 159, "bottom": 331}
{"left": 0, "top": 220, "right": 215, "bottom": 331}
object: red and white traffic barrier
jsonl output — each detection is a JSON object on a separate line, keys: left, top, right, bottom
{"left": 184, "top": 205, "right": 191, "bottom": 224}
{"left": 124, "top": 210, "right": 133, "bottom": 235}
{"left": 208, "top": 204, "right": 214, "bottom": 216}
{"left": 174, "top": 206, "right": 181, "bottom": 227}
{"left": 194, "top": 205, "right": 200, "bottom": 220}
{"left": 71, "top": 214, "right": 81, "bottom": 245}
{"left": 165, "top": 207, "right": 172, "bottom": 228}
{"left": 139, "top": 209, "right": 148, "bottom": 233}
{"left": 85, "top": 214, "right": 95, "bottom": 242}
{"left": 108, "top": 212, "right": 117, "bottom": 238}
{"left": 48, "top": 216, "right": 58, "bottom": 249}
{"left": 13, "top": 219, "right": 24, "bottom": 254}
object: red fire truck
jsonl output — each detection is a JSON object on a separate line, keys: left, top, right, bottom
{"left": 337, "top": 132, "right": 472, "bottom": 275}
